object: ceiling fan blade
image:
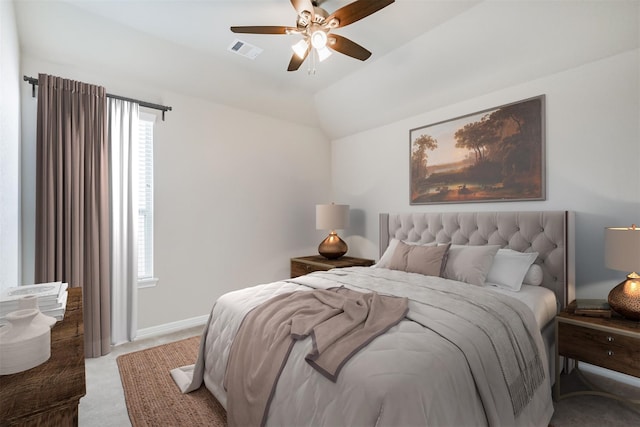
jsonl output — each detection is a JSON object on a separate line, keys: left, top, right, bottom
{"left": 328, "top": 34, "right": 371, "bottom": 61}
{"left": 290, "top": 0, "right": 314, "bottom": 16}
{"left": 327, "top": 0, "right": 395, "bottom": 28}
{"left": 230, "top": 26, "right": 294, "bottom": 35}
{"left": 288, "top": 50, "right": 309, "bottom": 71}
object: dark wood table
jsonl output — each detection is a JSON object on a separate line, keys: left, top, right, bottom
{"left": 554, "top": 299, "right": 640, "bottom": 405}
{"left": 290, "top": 255, "right": 375, "bottom": 278}
{"left": 0, "top": 287, "right": 86, "bottom": 426}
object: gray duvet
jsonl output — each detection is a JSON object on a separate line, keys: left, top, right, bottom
{"left": 224, "top": 287, "right": 409, "bottom": 426}
{"left": 171, "top": 267, "right": 554, "bottom": 427}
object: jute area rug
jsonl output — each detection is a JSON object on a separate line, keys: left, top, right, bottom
{"left": 117, "top": 336, "right": 227, "bottom": 427}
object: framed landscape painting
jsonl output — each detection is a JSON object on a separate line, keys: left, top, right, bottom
{"left": 410, "top": 95, "right": 545, "bottom": 205}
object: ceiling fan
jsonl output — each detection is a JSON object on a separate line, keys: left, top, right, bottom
{"left": 230, "top": 0, "right": 395, "bottom": 71}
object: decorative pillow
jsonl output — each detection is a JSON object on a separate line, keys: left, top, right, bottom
{"left": 443, "top": 245, "right": 500, "bottom": 287}
{"left": 486, "top": 249, "right": 539, "bottom": 292}
{"left": 375, "top": 238, "right": 437, "bottom": 268}
{"left": 388, "top": 241, "right": 450, "bottom": 277}
{"left": 523, "top": 263, "right": 544, "bottom": 286}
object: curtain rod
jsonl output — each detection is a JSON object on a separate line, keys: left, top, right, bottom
{"left": 23, "top": 76, "right": 172, "bottom": 121}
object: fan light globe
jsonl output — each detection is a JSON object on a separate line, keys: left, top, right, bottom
{"left": 310, "top": 30, "right": 328, "bottom": 49}
{"left": 292, "top": 39, "right": 309, "bottom": 59}
{"left": 317, "top": 46, "right": 332, "bottom": 62}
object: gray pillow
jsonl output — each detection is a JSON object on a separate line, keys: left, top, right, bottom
{"left": 389, "top": 241, "right": 450, "bottom": 277}
{"left": 375, "top": 238, "right": 437, "bottom": 268}
{"left": 443, "top": 245, "right": 500, "bottom": 286}
{"left": 523, "top": 264, "right": 544, "bottom": 286}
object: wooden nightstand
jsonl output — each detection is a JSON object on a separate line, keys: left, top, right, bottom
{"left": 290, "top": 255, "right": 375, "bottom": 278}
{"left": 555, "top": 300, "right": 640, "bottom": 405}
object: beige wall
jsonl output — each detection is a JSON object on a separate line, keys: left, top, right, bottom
{"left": 19, "top": 57, "right": 332, "bottom": 329}
{"left": 0, "top": 0, "right": 21, "bottom": 291}
{"left": 332, "top": 50, "right": 640, "bottom": 300}
{"left": 15, "top": 0, "right": 640, "bottom": 332}
{"left": 319, "top": 1, "right": 639, "bottom": 302}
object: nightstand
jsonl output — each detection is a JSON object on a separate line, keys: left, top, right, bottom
{"left": 290, "top": 255, "right": 375, "bottom": 278}
{"left": 555, "top": 300, "right": 640, "bottom": 405}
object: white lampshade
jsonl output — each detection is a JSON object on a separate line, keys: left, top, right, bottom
{"left": 316, "top": 204, "right": 349, "bottom": 231}
{"left": 605, "top": 226, "right": 640, "bottom": 273}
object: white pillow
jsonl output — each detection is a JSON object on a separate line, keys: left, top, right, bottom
{"left": 523, "top": 263, "right": 544, "bottom": 286}
{"left": 375, "top": 238, "right": 436, "bottom": 268}
{"left": 443, "top": 245, "right": 500, "bottom": 287}
{"left": 486, "top": 249, "right": 539, "bottom": 292}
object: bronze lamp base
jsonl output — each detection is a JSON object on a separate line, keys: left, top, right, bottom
{"left": 608, "top": 272, "right": 640, "bottom": 321}
{"left": 318, "top": 231, "right": 348, "bottom": 259}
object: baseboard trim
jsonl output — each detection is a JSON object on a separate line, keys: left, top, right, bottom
{"left": 135, "top": 314, "right": 208, "bottom": 340}
{"left": 580, "top": 363, "right": 640, "bottom": 388}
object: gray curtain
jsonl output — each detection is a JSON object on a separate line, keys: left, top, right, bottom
{"left": 35, "top": 73, "right": 111, "bottom": 358}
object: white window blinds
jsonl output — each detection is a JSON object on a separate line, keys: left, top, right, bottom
{"left": 137, "top": 114, "right": 155, "bottom": 280}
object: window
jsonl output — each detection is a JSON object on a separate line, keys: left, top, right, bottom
{"left": 137, "top": 112, "right": 157, "bottom": 287}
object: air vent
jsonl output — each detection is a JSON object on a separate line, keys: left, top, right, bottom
{"left": 228, "top": 39, "right": 263, "bottom": 60}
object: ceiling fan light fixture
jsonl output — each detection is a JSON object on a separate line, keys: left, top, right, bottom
{"left": 310, "top": 29, "right": 328, "bottom": 49}
{"left": 316, "top": 45, "right": 332, "bottom": 62}
{"left": 230, "top": 0, "right": 396, "bottom": 72}
{"left": 292, "top": 39, "right": 309, "bottom": 59}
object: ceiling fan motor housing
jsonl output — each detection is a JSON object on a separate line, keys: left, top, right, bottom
{"left": 312, "top": 6, "right": 329, "bottom": 23}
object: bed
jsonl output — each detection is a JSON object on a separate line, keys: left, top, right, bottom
{"left": 172, "top": 210, "right": 575, "bottom": 427}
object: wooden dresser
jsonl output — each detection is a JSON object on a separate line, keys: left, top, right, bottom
{"left": 0, "top": 287, "right": 86, "bottom": 426}
{"left": 291, "top": 255, "right": 375, "bottom": 278}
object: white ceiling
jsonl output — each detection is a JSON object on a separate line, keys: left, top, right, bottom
{"left": 15, "top": 0, "right": 478, "bottom": 126}
{"left": 13, "top": 1, "right": 640, "bottom": 138}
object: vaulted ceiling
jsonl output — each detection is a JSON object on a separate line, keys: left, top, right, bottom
{"left": 14, "top": 1, "right": 639, "bottom": 139}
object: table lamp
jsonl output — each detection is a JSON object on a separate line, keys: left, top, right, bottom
{"left": 605, "top": 224, "right": 640, "bottom": 320}
{"left": 316, "top": 203, "right": 349, "bottom": 259}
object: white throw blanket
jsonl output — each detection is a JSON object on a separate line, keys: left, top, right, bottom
{"left": 171, "top": 267, "right": 553, "bottom": 427}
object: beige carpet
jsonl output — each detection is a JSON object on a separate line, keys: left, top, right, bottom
{"left": 116, "top": 336, "right": 227, "bottom": 427}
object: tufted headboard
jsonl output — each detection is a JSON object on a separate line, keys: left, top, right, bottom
{"left": 379, "top": 211, "right": 575, "bottom": 309}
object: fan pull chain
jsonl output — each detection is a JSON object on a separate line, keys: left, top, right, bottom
{"left": 308, "top": 49, "right": 316, "bottom": 75}
{"left": 308, "top": 49, "right": 318, "bottom": 75}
